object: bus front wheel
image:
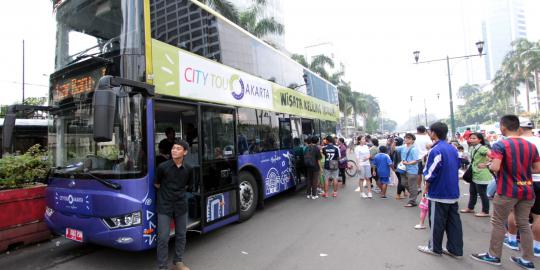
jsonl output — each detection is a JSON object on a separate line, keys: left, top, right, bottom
{"left": 238, "top": 171, "right": 258, "bottom": 222}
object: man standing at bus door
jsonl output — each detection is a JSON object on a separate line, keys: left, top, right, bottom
{"left": 155, "top": 139, "right": 193, "bottom": 270}
{"left": 159, "top": 127, "right": 176, "bottom": 156}
{"left": 322, "top": 136, "right": 341, "bottom": 198}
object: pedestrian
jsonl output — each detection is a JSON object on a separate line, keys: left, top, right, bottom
{"left": 337, "top": 138, "right": 348, "bottom": 185}
{"left": 372, "top": 145, "right": 393, "bottom": 198}
{"left": 397, "top": 133, "right": 420, "bottom": 207}
{"left": 459, "top": 132, "right": 491, "bottom": 217}
{"left": 354, "top": 135, "right": 372, "bottom": 198}
{"left": 304, "top": 136, "right": 323, "bottom": 199}
{"left": 155, "top": 139, "right": 193, "bottom": 270}
{"left": 292, "top": 137, "right": 306, "bottom": 183}
{"left": 415, "top": 126, "right": 433, "bottom": 195}
{"left": 389, "top": 137, "right": 407, "bottom": 199}
{"left": 369, "top": 138, "right": 381, "bottom": 193}
{"left": 471, "top": 115, "right": 540, "bottom": 269}
{"left": 322, "top": 136, "right": 341, "bottom": 197}
{"left": 502, "top": 118, "right": 540, "bottom": 254}
{"left": 417, "top": 122, "right": 463, "bottom": 258}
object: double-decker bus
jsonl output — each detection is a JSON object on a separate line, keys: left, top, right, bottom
{"left": 45, "top": 0, "right": 339, "bottom": 251}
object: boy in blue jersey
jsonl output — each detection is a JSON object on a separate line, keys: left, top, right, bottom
{"left": 417, "top": 122, "right": 463, "bottom": 258}
{"left": 372, "top": 145, "right": 393, "bottom": 198}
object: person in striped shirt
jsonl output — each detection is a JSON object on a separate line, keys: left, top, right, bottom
{"left": 472, "top": 115, "right": 540, "bottom": 269}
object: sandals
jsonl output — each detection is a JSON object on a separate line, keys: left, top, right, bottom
{"left": 475, "top": 212, "right": 490, "bottom": 217}
{"left": 404, "top": 203, "right": 417, "bottom": 207}
{"left": 460, "top": 208, "right": 475, "bottom": 213}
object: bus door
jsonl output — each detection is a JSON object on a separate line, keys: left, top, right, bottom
{"left": 198, "top": 104, "right": 239, "bottom": 233}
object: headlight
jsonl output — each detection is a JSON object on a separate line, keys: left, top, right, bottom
{"left": 102, "top": 211, "right": 142, "bottom": 229}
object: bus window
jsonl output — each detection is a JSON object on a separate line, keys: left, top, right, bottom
{"left": 279, "top": 117, "right": 292, "bottom": 149}
{"left": 237, "top": 108, "right": 279, "bottom": 154}
{"left": 302, "top": 118, "right": 314, "bottom": 137}
{"left": 202, "top": 109, "right": 235, "bottom": 161}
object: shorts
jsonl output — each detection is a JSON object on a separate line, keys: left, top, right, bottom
{"left": 379, "top": 176, "right": 390, "bottom": 185}
{"left": 532, "top": 182, "right": 540, "bottom": 215}
{"left": 324, "top": 169, "right": 340, "bottom": 180}
{"left": 358, "top": 165, "right": 372, "bottom": 179}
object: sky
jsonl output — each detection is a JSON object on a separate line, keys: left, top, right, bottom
{"left": 1, "top": 0, "right": 539, "bottom": 126}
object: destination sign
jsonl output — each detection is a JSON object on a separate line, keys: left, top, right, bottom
{"left": 52, "top": 67, "right": 107, "bottom": 103}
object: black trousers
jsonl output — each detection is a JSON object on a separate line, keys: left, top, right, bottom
{"left": 339, "top": 168, "right": 346, "bottom": 184}
{"left": 428, "top": 200, "right": 463, "bottom": 255}
{"left": 396, "top": 173, "right": 405, "bottom": 195}
{"left": 467, "top": 183, "right": 490, "bottom": 213}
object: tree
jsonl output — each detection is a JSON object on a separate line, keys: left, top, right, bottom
{"left": 238, "top": 0, "right": 284, "bottom": 41}
{"left": 457, "top": 83, "right": 480, "bottom": 99}
{"left": 495, "top": 39, "right": 538, "bottom": 113}
{"left": 199, "top": 0, "right": 239, "bottom": 23}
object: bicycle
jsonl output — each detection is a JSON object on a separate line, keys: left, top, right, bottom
{"left": 345, "top": 159, "right": 358, "bottom": 177}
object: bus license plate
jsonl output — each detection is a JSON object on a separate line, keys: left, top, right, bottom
{"left": 65, "top": 228, "right": 83, "bottom": 242}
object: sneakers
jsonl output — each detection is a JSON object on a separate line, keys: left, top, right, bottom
{"left": 354, "top": 187, "right": 361, "bottom": 192}
{"left": 510, "top": 256, "right": 535, "bottom": 270}
{"left": 306, "top": 195, "right": 312, "bottom": 199}
{"left": 534, "top": 247, "right": 540, "bottom": 257}
{"left": 417, "top": 245, "right": 442, "bottom": 256}
{"left": 361, "top": 192, "right": 368, "bottom": 198}
{"left": 322, "top": 193, "right": 328, "bottom": 198}
{"left": 414, "top": 224, "right": 426, "bottom": 230}
{"left": 367, "top": 192, "right": 373, "bottom": 198}
{"left": 312, "top": 195, "right": 319, "bottom": 200}
{"left": 442, "top": 248, "right": 462, "bottom": 259}
{"left": 470, "top": 253, "right": 501, "bottom": 266}
{"left": 332, "top": 192, "right": 337, "bottom": 197}
{"left": 504, "top": 237, "right": 520, "bottom": 251}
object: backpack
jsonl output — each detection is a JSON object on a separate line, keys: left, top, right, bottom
{"left": 304, "top": 146, "right": 317, "bottom": 168}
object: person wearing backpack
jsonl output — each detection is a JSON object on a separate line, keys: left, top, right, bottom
{"left": 322, "top": 136, "right": 341, "bottom": 198}
{"left": 304, "top": 136, "right": 322, "bottom": 199}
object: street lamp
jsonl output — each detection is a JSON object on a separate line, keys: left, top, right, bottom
{"left": 413, "top": 41, "right": 485, "bottom": 136}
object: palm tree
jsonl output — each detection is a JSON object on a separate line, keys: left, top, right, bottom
{"left": 457, "top": 84, "right": 480, "bottom": 99}
{"left": 500, "top": 39, "right": 536, "bottom": 112}
{"left": 238, "top": 1, "right": 284, "bottom": 41}
{"left": 199, "top": 0, "right": 239, "bottom": 23}
{"left": 493, "top": 69, "right": 520, "bottom": 113}
{"left": 291, "top": 54, "right": 309, "bottom": 68}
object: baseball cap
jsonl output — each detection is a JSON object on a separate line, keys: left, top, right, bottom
{"left": 519, "top": 117, "right": 533, "bottom": 129}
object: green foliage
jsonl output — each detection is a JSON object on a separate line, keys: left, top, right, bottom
{"left": 455, "top": 90, "right": 507, "bottom": 126}
{"left": 0, "top": 144, "right": 50, "bottom": 190}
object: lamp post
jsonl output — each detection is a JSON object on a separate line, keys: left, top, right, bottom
{"left": 413, "top": 41, "right": 485, "bottom": 136}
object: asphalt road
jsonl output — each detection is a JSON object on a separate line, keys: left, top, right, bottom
{"left": 0, "top": 171, "right": 535, "bottom": 270}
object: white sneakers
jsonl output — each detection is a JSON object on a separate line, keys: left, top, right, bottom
{"left": 361, "top": 193, "right": 368, "bottom": 198}
{"left": 354, "top": 187, "right": 361, "bottom": 192}
{"left": 367, "top": 192, "right": 373, "bottom": 198}
{"left": 312, "top": 195, "right": 319, "bottom": 199}
{"left": 307, "top": 195, "right": 312, "bottom": 199}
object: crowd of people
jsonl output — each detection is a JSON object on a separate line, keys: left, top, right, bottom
{"left": 294, "top": 115, "right": 540, "bottom": 270}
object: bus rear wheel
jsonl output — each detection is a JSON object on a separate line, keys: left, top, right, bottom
{"left": 238, "top": 171, "right": 258, "bottom": 222}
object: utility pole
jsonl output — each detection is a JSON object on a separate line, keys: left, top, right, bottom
{"left": 22, "top": 39, "right": 25, "bottom": 104}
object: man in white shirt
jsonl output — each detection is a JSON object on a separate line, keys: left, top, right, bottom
{"left": 415, "top": 126, "right": 432, "bottom": 192}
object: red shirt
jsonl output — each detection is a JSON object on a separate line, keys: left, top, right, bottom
{"left": 490, "top": 137, "right": 540, "bottom": 200}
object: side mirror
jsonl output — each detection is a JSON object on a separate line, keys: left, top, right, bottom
{"left": 1, "top": 112, "right": 16, "bottom": 155}
{"left": 93, "top": 76, "right": 116, "bottom": 142}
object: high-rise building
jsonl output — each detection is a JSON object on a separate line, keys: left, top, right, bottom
{"left": 482, "top": 0, "right": 527, "bottom": 80}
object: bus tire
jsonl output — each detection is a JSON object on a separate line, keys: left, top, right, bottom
{"left": 238, "top": 171, "right": 258, "bottom": 222}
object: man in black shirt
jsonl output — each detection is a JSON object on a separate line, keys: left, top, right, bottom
{"left": 158, "top": 127, "right": 176, "bottom": 157}
{"left": 156, "top": 139, "right": 193, "bottom": 270}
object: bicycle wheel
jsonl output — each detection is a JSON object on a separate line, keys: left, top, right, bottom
{"left": 345, "top": 160, "right": 358, "bottom": 177}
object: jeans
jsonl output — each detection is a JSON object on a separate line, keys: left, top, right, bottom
{"left": 157, "top": 212, "right": 188, "bottom": 268}
{"left": 467, "top": 183, "right": 490, "bottom": 213}
{"left": 487, "top": 179, "right": 497, "bottom": 197}
{"left": 489, "top": 194, "right": 534, "bottom": 260}
{"left": 428, "top": 200, "right": 463, "bottom": 255}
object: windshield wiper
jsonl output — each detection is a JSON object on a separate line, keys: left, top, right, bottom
{"left": 55, "top": 162, "right": 121, "bottom": 190}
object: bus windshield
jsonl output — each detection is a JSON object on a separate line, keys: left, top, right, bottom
{"left": 49, "top": 94, "right": 146, "bottom": 179}
{"left": 54, "top": 0, "right": 144, "bottom": 70}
